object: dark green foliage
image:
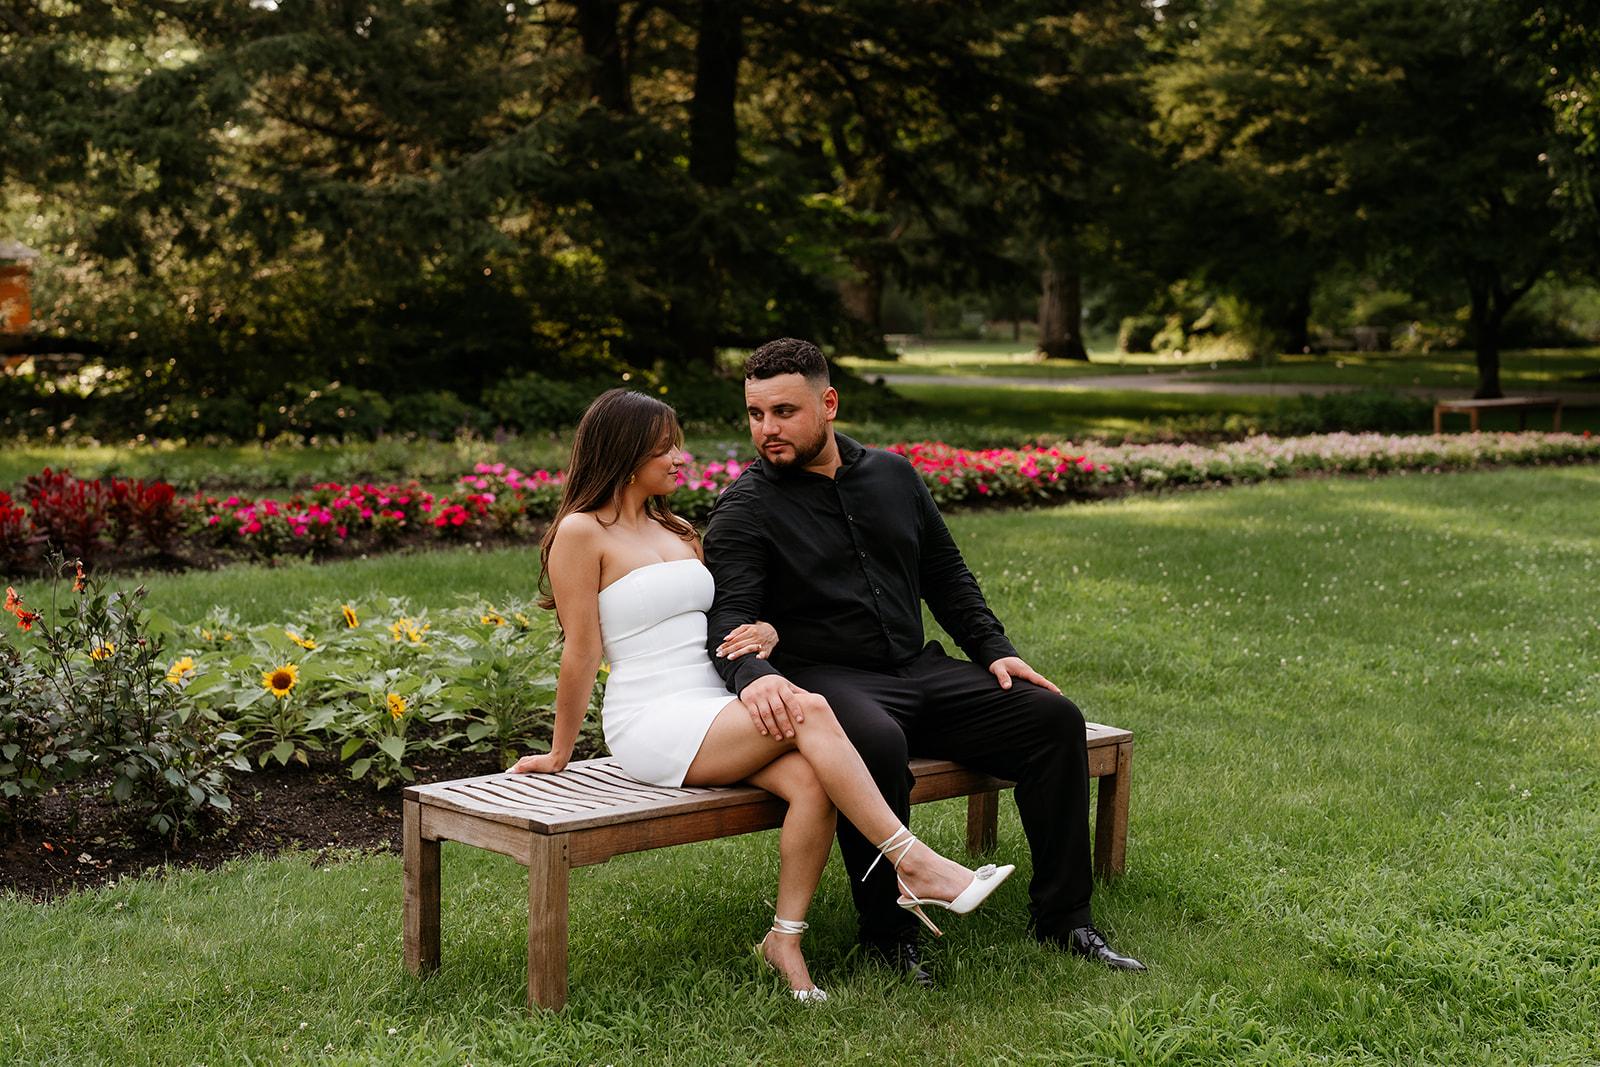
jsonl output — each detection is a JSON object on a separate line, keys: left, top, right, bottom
{"left": 1139, "top": 0, "right": 1600, "bottom": 389}
{"left": 1274, "top": 390, "right": 1436, "bottom": 436}
{"left": 0, "top": 642, "right": 82, "bottom": 834}
{"left": 1, "top": 0, "right": 1083, "bottom": 439}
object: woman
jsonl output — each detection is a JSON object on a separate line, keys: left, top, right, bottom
{"left": 509, "top": 389, "right": 1012, "bottom": 1001}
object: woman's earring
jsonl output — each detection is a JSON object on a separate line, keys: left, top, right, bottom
{"left": 627, "top": 474, "right": 636, "bottom": 485}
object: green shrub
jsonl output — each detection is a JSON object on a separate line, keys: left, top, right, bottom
{"left": 388, "top": 390, "right": 483, "bottom": 438}
{"left": 1118, "top": 313, "right": 1167, "bottom": 353}
{"left": 1, "top": 555, "right": 236, "bottom": 839}
{"left": 289, "top": 383, "right": 394, "bottom": 441}
{"left": 482, "top": 372, "right": 612, "bottom": 432}
{"left": 1276, "top": 389, "right": 1434, "bottom": 435}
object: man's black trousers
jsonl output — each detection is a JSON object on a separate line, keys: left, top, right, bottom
{"left": 784, "top": 642, "right": 1094, "bottom": 942}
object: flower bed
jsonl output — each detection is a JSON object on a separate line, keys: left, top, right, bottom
{"left": 1, "top": 433, "right": 1597, "bottom": 573}
{"left": 3, "top": 561, "right": 605, "bottom": 835}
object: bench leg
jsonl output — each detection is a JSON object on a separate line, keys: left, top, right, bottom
{"left": 965, "top": 790, "right": 999, "bottom": 855}
{"left": 1433, "top": 406, "right": 1443, "bottom": 434}
{"left": 403, "top": 798, "right": 441, "bottom": 975}
{"left": 1553, "top": 402, "right": 1562, "bottom": 432}
{"left": 526, "top": 833, "right": 570, "bottom": 1012}
{"left": 1092, "top": 741, "right": 1131, "bottom": 880}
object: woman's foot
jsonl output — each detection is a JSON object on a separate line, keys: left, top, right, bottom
{"left": 866, "top": 827, "right": 1015, "bottom": 935}
{"left": 890, "top": 840, "right": 995, "bottom": 907}
{"left": 758, "top": 921, "right": 827, "bottom": 1002}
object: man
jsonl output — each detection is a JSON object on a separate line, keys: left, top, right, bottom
{"left": 703, "top": 337, "right": 1144, "bottom": 984}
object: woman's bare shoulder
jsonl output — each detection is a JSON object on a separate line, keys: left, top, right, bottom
{"left": 550, "top": 511, "right": 606, "bottom": 554}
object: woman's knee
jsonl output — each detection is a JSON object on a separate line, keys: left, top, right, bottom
{"left": 793, "top": 693, "right": 841, "bottom": 733}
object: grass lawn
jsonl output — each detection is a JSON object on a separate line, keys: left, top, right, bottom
{"left": 1205, "top": 347, "right": 1600, "bottom": 394}
{"left": 844, "top": 341, "right": 1600, "bottom": 397}
{"left": 840, "top": 338, "right": 1215, "bottom": 379}
{"left": 5, "top": 464, "right": 1597, "bottom": 1064}
{"left": 848, "top": 384, "right": 1288, "bottom": 444}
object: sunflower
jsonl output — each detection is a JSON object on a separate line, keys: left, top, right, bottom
{"left": 166, "top": 656, "right": 197, "bottom": 686}
{"left": 386, "top": 693, "right": 407, "bottom": 720}
{"left": 286, "top": 630, "right": 318, "bottom": 650}
{"left": 262, "top": 663, "right": 300, "bottom": 699}
{"left": 341, "top": 605, "right": 359, "bottom": 628}
{"left": 480, "top": 612, "right": 505, "bottom": 627}
{"left": 89, "top": 641, "right": 115, "bottom": 660}
{"left": 388, "top": 618, "right": 429, "bottom": 645}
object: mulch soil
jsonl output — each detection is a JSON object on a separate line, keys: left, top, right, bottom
{"left": 0, "top": 748, "right": 513, "bottom": 903}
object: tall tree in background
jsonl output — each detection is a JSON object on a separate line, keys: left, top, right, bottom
{"left": 1147, "top": 0, "right": 1600, "bottom": 392}
{"left": 1029, "top": 5, "right": 1149, "bottom": 361}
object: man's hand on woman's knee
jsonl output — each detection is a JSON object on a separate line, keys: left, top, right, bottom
{"left": 739, "top": 675, "right": 809, "bottom": 739}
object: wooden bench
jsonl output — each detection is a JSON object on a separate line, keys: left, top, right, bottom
{"left": 403, "top": 720, "right": 1133, "bottom": 1011}
{"left": 1433, "top": 396, "right": 1562, "bottom": 434}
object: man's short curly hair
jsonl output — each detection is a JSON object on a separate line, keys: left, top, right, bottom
{"left": 744, "top": 337, "right": 830, "bottom": 386}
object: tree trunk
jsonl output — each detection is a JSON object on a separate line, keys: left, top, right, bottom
{"left": 839, "top": 260, "right": 883, "bottom": 336}
{"left": 1276, "top": 281, "right": 1311, "bottom": 356}
{"left": 574, "top": 1, "right": 632, "bottom": 113}
{"left": 669, "top": 1, "right": 745, "bottom": 367}
{"left": 688, "top": 0, "right": 743, "bottom": 189}
{"left": 1467, "top": 281, "right": 1505, "bottom": 399}
{"left": 1038, "top": 265, "right": 1088, "bottom": 361}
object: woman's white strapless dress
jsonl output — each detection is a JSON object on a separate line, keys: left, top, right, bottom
{"left": 597, "top": 558, "right": 741, "bottom": 787}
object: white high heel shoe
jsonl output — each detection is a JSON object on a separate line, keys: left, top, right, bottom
{"left": 754, "top": 917, "right": 829, "bottom": 1003}
{"left": 863, "top": 826, "right": 1015, "bottom": 937}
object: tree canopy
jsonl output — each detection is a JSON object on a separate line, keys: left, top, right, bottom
{"left": 2, "top": 0, "right": 1596, "bottom": 433}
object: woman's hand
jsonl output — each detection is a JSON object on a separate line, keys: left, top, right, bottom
{"left": 508, "top": 752, "right": 568, "bottom": 775}
{"left": 717, "top": 620, "right": 779, "bottom": 660}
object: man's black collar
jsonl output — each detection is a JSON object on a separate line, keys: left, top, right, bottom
{"left": 753, "top": 431, "right": 865, "bottom": 481}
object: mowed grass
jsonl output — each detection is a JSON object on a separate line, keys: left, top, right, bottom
{"left": 4, "top": 465, "right": 1599, "bottom": 1065}
{"left": 851, "top": 383, "right": 1284, "bottom": 444}
{"left": 1209, "top": 346, "right": 1600, "bottom": 393}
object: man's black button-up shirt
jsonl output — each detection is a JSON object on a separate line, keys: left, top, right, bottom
{"left": 703, "top": 432, "right": 1017, "bottom": 696}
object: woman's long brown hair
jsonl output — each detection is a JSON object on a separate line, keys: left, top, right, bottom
{"left": 537, "top": 389, "right": 696, "bottom": 613}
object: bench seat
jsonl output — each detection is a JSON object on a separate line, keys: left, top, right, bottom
{"left": 403, "top": 720, "right": 1133, "bottom": 1010}
{"left": 1433, "top": 396, "right": 1562, "bottom": 433}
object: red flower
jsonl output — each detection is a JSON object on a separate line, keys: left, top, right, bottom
{"left": 16, "top": 609, "right": 40, "bottom": 631}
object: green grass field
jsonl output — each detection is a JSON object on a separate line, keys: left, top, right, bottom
{"left": 841, "top": 340, "right": 1600, "bottom": 395}
{"left": 5, "top": 464, "right": 1597, "bottom": 1065}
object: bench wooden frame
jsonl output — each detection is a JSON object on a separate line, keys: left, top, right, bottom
{"left": 403, "top": 721, "right": 1132, "bottom": 1011}
{"left": 1433, "top": 396, "right": 1562, "bottom": 434}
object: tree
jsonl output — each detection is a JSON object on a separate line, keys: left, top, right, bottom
{"left": 1146, "top": 0, "right": 1600, "bottom": 393}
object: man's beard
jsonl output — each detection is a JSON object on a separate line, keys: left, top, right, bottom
{"left": 766, "top": 424, "right": 829, "bottom": 469}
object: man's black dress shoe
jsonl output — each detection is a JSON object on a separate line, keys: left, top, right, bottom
{"left": 860, "top": 936, "right": 935, "bottom": 988}
{"left": 1042, "top": 924, "right": 1146, "bottom": 972}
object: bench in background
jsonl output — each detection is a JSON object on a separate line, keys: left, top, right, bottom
{"left": 1433, "top": 396, "right": 1562, "bottom": 433}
